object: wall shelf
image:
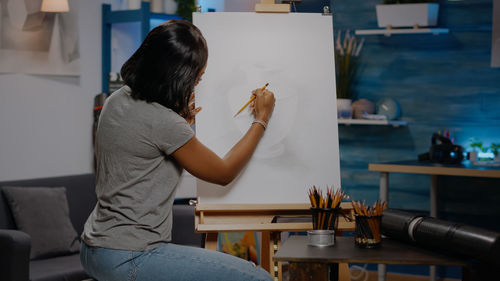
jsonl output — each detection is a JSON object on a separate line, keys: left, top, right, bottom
{"left": 102, "top": 2, "right": 182, "bottom": 93}
{"left": 355, "top": 28, "right": 449, "bottom": 36}
{"left": 338, "top": 119, "right": 408, "bottom": 127}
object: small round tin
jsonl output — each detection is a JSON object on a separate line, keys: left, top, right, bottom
{"left": 307, "top": 230, "right": 335, "bottom": 247}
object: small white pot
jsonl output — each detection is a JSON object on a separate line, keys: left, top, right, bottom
{"left": 469, "top": 151, "right": 477, "bottom": 163}
{"left": 128, "top": 0, "right": 141, "bottom": 10}
{"left": 164, "top": 0, "right": 178, "bottom": 14}
{"left": 376, "top": 3, "right": 439, "bottom": 28}
{"left": 337, "top": 98, "right": 353, "bottom": 119}
{"left": 151, "top": 0, "right": 163, "bottom": 12}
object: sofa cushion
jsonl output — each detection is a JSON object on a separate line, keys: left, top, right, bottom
{"left": 1, "top": 186, "right": 80, "bottom": 260}
{"left": 0, "top": 174, "right": 97, "bottom": 234}
{"left": 30, "top": 254, "right": 88, "bottom": 281}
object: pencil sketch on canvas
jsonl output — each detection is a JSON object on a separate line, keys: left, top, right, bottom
{"left": 193, "top": 13, "right": 340, "bottom": 204}
{"left": 229, "top": 62, "right": 299, "bottom": 159}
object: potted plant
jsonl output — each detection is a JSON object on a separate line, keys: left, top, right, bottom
{"left": 491, "top": 143, "right": 500, "bottom": 162}
{"left": 376, "top": 0, "right": 439, "bottom": 29}
{"left": 469, "top": 138, "right": 485, "bottom": 162}
{"left": 175, "top": 0, "right": 196, "bottom": 21}
{"left": 335, "top": 30, "right": 364, "bottom": 119}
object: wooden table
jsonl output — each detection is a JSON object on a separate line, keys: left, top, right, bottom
{"left": 274, "top": 235, "right": 470, "bottom": 281}
{"left": 368, "top": 160, "right": 500, "bottom": 281}
{"left": 369, "top": 160, "right": 500, "bottom": 217}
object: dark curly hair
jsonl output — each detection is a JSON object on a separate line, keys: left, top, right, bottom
{"left": 120, "top": 20, "right": 208, "bottom": 117}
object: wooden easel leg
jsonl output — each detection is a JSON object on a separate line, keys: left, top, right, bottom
{"left": 271, "top": 232, "right": 282, "bottom": 281}
{"left": 338, "top": 263, "right": 351, "bottom": 281}
{"left": 261, "top": 231, "right": 272, "bottom": 274}
{"left": 205, "top": 232, "right": 218, "bottom": 251}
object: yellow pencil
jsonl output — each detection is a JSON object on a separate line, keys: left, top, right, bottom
{"left": 233, "top": 83, "right": 269, "bottom": 117}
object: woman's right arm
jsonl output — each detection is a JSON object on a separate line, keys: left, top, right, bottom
{"left": 171, "top": 89, "right": 275, "bottom": 186}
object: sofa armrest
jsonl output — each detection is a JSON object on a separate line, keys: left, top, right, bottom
{"left": 172, "top": 204, "right": 205, "bottom": 248}
{"left": 0, "top": 229, "right": 31, "bottom": 281}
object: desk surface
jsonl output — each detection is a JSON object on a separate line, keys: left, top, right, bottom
{"left": 369, "top": 160, "right": 500, "bottom": 178}
{"left": 274, "top": 236, "right": 468, "bottom": 267}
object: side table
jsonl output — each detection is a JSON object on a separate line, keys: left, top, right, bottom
{"left": 274, "top": 235, "right": 470, "bottom": 281}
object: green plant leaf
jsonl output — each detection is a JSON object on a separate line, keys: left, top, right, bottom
{"left": 334, "top": 30, "right": 363, "bottom": 99}
{"left": 175, "top": 0, "right": 196, "bottom": 22}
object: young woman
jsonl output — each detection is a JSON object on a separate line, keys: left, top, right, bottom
{"left": 80, "top": 20, "right": 275, "bottom": 281}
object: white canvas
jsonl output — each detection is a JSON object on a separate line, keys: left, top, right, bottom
{"left": 194, "top": 12, "right": 340, "bottom": 204}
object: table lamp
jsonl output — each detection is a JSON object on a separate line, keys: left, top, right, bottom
{"left": 41, "top": 0, "right": 69, "bottom": 13}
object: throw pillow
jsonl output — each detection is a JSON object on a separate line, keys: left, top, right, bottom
{"left": 1, "top": 186, "right": 80, "bottom": 259}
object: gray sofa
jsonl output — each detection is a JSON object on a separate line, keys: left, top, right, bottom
{"left": 0, "top": 174, "right": 204, "bottom": 281}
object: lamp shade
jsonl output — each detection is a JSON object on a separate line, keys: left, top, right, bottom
{"left": 41, "top": 0, "right": 69, "bottom": 12}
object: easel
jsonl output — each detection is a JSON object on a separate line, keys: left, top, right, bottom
{"left": 195, "top": 203, "right": 355, "bottom": 281}
{"left": 194, "top": 4, "right": 343, "bottom": 280}
{"left": 255, "top": 0, "right": 290, "bottom": 13}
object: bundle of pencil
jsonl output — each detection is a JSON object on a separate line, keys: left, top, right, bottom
{"left": 352, "top": 201, "right": 387, "bottom": 246}
{"left": 307, "top": 186, "right": 345, "bottom": 230}
{"left": 352, "top": 201, "right": 387, "bottom": 217}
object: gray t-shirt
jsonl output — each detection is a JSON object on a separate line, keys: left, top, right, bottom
{"left": 82, "top": 86, "right": 194, "bottom": 251}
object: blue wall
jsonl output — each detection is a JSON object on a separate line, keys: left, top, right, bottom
{"left": 325, "top": 0, "right": 500, "bottom": 277}
{"left": 325, "top": 0, "right": 500, "bottom": 230}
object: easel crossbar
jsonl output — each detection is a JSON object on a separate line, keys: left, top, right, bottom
{"left": 195, "top": 203, "right": 354, "bottom": 232}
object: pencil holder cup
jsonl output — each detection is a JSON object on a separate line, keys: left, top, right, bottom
{"left": 354, "top": 215, "right": 382, "bottom": 248}
{"left": 311, "top": 207, "right": 340, "bottom": 232}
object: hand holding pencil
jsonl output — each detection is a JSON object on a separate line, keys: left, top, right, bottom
{"left": 234, "top": 83, "right": 275, "bottom": 125}
{"left": 251, "top": 84, "right": 275, "bottom": 123}
{"left": 234, "top": 83, "right": 269, "bottom": 117}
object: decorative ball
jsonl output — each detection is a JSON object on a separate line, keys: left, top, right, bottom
{"left": 352, "top": 99, "right": 375, "bottom": 119}
{"left": 376, "top": 98, "right": 401, "bottom": 120}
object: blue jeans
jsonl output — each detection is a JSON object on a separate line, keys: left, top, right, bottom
{"left": 80, "top": 242, "right": 273, "bottom": 281}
